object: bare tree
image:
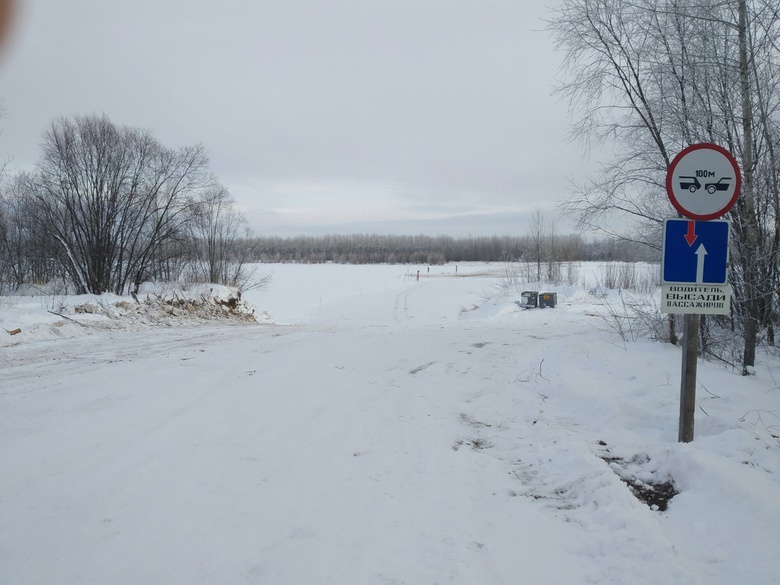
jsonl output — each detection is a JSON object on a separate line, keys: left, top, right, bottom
{"left": 0, "top": 174, "right": 57, "bottom": 289}
{"left": 549, "top": 0, "right": 780, "bottom": 372}
{"left": 30, "top": 115, "right": 210, "bottom": 294}
{"left": 188, "top": 183, "right": 265, "bottom": 290}
{"left": 528, "top": 208, "right": 545, "bottom": 282}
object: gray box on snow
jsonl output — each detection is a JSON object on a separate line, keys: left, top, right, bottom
{"left": 539, "top": 292, "right": 557, "bottom": 309}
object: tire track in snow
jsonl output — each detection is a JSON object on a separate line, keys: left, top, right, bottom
{"left": 392, "top": 283, "right": 424, "bottom": 322}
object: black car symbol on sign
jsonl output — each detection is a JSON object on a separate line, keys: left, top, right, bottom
{"left": 679, "top": 176, "right": 701, "bottom": 193}
{"left": 705, "top": 177, "right": 731, "bottom": 194}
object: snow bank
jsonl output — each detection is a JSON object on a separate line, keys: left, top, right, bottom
{"left": 0, "top": 284, "right": 262, "bottom": 347}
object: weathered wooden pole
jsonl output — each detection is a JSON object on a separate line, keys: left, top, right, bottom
{"left": 678, "top": 313, "right": 700, "bottom": 442}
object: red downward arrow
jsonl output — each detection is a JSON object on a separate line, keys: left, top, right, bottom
{"left": 685, "top": 220, "right": 698, "bottom": 246}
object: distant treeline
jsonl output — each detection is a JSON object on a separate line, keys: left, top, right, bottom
{"left": 0, "top": 113, "right": 659, "bottom": 295}
{"left": 248, "top": 234, "right": 658, "bottom": 265}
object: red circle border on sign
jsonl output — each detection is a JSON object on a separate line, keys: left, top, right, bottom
{"left": 665, "top": 143, "right": 742, "bottom": 220}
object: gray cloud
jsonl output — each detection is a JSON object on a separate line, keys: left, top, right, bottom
{"left": 0, "top": 0, "right": 589, "bottom": 236}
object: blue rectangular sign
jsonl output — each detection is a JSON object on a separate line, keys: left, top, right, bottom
{"left": 662, "top": 219, "right": 730, "bottom": 285}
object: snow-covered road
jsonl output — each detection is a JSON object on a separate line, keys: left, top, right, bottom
{"left": 2, "top": 264, "right": 779, "bottom": 584}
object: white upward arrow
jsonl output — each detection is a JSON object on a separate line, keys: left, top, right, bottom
{"left": 695, "top": 244, "right": 708, "bottom": 284}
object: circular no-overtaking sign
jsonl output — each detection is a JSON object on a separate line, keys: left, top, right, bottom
{"left": 666, "top": 143, "right": 741, "bottom": 220}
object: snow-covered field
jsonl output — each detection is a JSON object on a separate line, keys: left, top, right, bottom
{"left": 1, "top": 262, "right": 779, "bottom": 584}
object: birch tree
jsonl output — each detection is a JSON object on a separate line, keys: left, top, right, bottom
{"left": 550, "top": 0, "right": 780, "bottom": 373}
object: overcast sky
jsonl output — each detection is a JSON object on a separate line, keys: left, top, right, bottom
{"left": 0, "top": 0, "right": 593, "bottom": 237}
